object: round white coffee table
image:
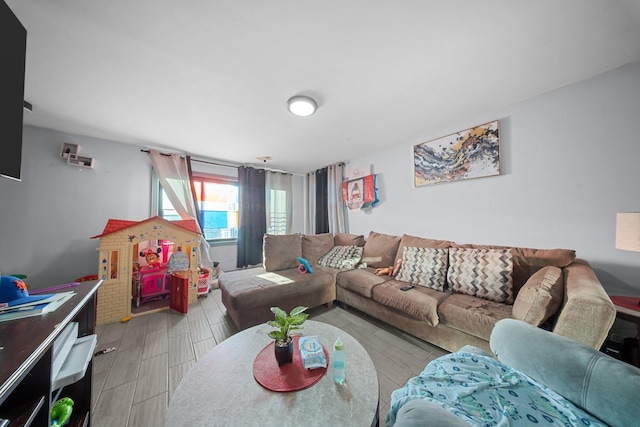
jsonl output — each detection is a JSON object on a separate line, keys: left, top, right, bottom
{"left": 165, "top": 320, "right": 379, "bottom": 426}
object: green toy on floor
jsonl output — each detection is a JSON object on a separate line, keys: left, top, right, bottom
{"left": 50, "top": 397, "right": 73, "bottom": 426}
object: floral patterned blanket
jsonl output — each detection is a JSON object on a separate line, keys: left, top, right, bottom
{"left": 387, "top": 351, "right": 606, "bottom": 426}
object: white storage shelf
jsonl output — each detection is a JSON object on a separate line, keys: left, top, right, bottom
{"left": 51, "top": 321, "right": 97, "bottom": 391}
{"left": 60, "top": 142, "right": 79, "bottom": 159}
{"left": 67, "top": 154, "right": 95, "bottom": 169}
{"left": 52, "top": 322, "right": 78, "bottom": 381}
{"left": 52, "top": 335, "right": 97, "bottom": 391}
{"left": 60, "top": 142, "right": 95, "bottom": 168}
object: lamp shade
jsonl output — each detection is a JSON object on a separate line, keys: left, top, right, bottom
{"left": 615, "top": 212, "right": 640, "bottom": 252}
{"left": 287, "top": 96, "right": 317, "bottom": 117}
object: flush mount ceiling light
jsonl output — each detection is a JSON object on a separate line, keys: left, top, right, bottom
{"left": 287, "top": 95, "right": 317, "bottom": 117}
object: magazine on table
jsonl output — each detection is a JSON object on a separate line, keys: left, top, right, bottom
{"left": 0, "top": 292, "right": 75, "bottom": 322}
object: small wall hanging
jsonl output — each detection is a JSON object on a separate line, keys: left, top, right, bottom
{"left": 343, "top": 174, "right": 379, "bottom": 211}
{"left": 413, "top": 120, "right": 500, "bottom": 187}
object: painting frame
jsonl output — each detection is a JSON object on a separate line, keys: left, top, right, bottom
{"left": 413, "top": 120, "right": 501, "bottom": 187}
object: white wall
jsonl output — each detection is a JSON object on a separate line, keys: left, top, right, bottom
{"left": 0, "top": 126, "right": 151, "bottom": 287}
{"left": 346, "top": 61, "right": 640, "bottom": 297}
{"left": 0, "top": 127, "right": 306, "bottom": 287}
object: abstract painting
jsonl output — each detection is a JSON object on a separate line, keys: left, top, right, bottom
{"left": 414, "top": 120, "right": 500, "bottom": 187}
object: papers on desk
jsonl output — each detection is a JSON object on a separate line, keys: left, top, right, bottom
{"left": 0, "top": 292, "right": 75, "bottom": 322}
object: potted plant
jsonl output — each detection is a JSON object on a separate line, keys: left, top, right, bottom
{"left": 267, "top": 306, "right": 308, "bottom": 366}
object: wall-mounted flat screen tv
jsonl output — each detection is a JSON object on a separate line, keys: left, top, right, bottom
{"left": 0, "top": 0, "right": 27, "bottom": 181}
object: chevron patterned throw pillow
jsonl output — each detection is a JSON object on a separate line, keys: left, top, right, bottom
{"left": 447, "top": 248, "right": 514, "bottom": 303}
{"left": 395, "top": 247, "right": 449, "bottom": 291}
{"left": 317, "top": 245, "right": 363, "bottom": 270}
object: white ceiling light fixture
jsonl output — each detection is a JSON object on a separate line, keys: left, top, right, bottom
{"left": 287, "top": 95, "right": 317, "bottom": 117}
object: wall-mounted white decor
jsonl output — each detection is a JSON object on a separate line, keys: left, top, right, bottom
{"left": 60, "top": 142, "right": 79, "bottom": 159}
{"left": 60, "top": 142, "right": 94, "bottom": 168}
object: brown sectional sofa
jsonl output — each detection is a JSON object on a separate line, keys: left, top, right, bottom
{"left": 219, "top": 231, "right": 616, "bottom": 353}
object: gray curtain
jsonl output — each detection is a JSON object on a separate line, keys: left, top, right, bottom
{"left": 306, "top": 171, "right": 317, "bottom": 234}
{"left": 314, "top": 167, "right": 329, "bottom": 233}
{"left": 327, "top": 163, "right": 346, "bottom": 233}
{"left": 237, "top": 166, "right": 266, "bottom": 268}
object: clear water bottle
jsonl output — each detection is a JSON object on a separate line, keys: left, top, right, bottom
{"left": 333, "top": 336, "right": 345, "bottom": 384}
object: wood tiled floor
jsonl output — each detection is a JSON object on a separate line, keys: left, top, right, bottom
{"left": 92, "top": 288, "right": 448, "bottom": 427}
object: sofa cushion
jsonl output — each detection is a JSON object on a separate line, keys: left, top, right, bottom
{"left": 334, "top": 233, "right": 365, "bottom": 247}
{"left": 491, "top": 319, "right": 640, "bottom": 427}
{"left": 512, "top": 266, "right": 564, "bottom": 326}
{"left": 437, "top": 293, "right": 513, "bottom": 340}
{"left": 387, "top": 344, "right": 607, "bottom": 427}
{"left": 362, "top": 231, "right": 401, "bottom": 268}
{"left": 317, "top": 245, "right": 363, "bottom": 270}
{"left": 263, "top": 233, "right": 302, "bottom": 271}
{"left": 395, "top": 247, "right": 449, "bottom": 291}
{"left": 301, "top": 233, "right": 335, "bottom": 265}
{"left": 394, "top": 234, "right": 453, "bottom": 264}
{"left": 453, "top": 243, "right": 575, "bottom": 294}
{"left": 372, "top": 280, "right": 450, "bottom": 326}
{"left": 219, "top": 267, "right": 334, "bottom": 309}
{"left": 335, "top": 268, "right": 388, "bottom": 297}
{"left": 447, "top": 248, "right": 514, "bottom": 304}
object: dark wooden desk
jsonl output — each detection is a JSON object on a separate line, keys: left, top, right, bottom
{"left": 0, "top": 280, "right": 102, "bottom": 426}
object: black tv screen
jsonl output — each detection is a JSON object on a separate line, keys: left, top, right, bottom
{"left": 0, "top": 0, "right": 26, "bottom": 181}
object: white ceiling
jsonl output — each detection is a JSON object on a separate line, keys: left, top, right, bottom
{"left": 8, "top": 0, "right": 640, "bottom": 174}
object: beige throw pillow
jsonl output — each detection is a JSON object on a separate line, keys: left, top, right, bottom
{"left": 394, "top": 234, "right": 453, "bottom": 264}
{"left": 447, "top": 248, "right": 514, "bottom": 304}
{"left": 318, "top": 245, "right": 363, "bottom": 270}
{"left": 452, "top": 243, "right": 575, "bottom": 294}
{"left": 512, "top": 266, "right": 564, "bottom": 326}
{"left": 395, "top": 247, "right": 449, "bottom": 291}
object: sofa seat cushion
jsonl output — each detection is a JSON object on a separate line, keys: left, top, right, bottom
{"left": 335, "top": 268, "right": 388, "bottom": 298}
{"left": 372, "top": 280, "right": 451, "bottom": 326}
{"left": 437, "top": 293, "right": 513, "bottom": 340}
{"left": 219, "top": 267, "right": 334, "bottom": 311}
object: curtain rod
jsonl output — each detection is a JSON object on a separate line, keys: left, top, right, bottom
{"left": 140, "top": 149, "right": 238, "bottom": 169}
{"left": 140, "top": 149, "right": 300, "bottom": 175}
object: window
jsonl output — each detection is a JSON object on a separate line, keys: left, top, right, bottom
{"left": 266, "top": 171, "right": 292, "bottom": 235}
{"left": 267, "top": 188, "right": 288, "bottom": 234}
{"left": 158, "top": 174, "right": 239, "bottom": 242}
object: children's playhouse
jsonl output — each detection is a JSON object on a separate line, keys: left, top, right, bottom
{"left": 91, "top": 216, "right": 203, "bottom": 325}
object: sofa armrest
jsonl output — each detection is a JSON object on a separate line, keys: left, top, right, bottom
{"left": 490, "top": 318, "right": 640, "bottom": 427}
{"left": 551, "top": 259, "right": 616, "bottom": 349}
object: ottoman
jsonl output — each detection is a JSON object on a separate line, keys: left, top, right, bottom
{"left": 219, "top": 267, "right": 336, "bottom": 330}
